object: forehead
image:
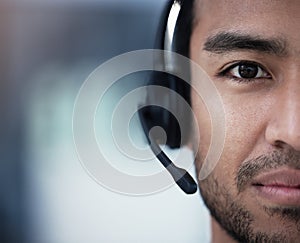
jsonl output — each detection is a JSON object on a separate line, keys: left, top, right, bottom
{"left": 194, "top": 0, "right": 300, "bottom": 20}
{"left": 191, "top": 0, "right": 300, "bottom": 59}
{"left": 193, "top": 0, "right": 300, "bottom": 51}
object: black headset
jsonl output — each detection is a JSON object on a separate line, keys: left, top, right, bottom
{"left": 138, "top": 0, "right": 197, "bottom": 194}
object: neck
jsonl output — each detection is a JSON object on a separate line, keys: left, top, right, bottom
{"left": 211, "top": 217, "right": 237, "bottom": 243}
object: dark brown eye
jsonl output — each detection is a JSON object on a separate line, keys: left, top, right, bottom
{"left": 228, "top": 62, "right": 271, "bottom": 80}
{"left": 238, "top": 64, "right": 258, "bottom": 78}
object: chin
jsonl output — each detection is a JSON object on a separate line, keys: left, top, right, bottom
{"left": 198, "top": 174, "right": 300, "bottom": 243}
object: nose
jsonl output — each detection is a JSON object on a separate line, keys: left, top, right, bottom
{"left": 265, "top": 77, "right": 300, "bottom": 151}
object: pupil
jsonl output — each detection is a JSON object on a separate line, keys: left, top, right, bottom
{"left": 238, "top": 64, "right": 258, "bottom": 78}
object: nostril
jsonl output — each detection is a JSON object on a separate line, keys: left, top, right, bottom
{"left": 272, "top": 140, "right": 300, "bottom": 154}
{"left": 273, "top": 140, "right": 285, "bottom": 149}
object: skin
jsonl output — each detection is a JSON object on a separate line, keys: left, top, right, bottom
{"left": 190, "top": 0, "right": 300, "bottom": 242}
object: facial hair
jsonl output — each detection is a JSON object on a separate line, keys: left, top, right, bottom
{"left": 196, "top": 150, "right": 300, "bottom": 243}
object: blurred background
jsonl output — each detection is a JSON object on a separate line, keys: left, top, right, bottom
{"left": 0, "top": 0, "right": 210, "bottom": 242}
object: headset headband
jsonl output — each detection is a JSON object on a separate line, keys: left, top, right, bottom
{"left": 164, "top": 0, "right": 182, "bottom": 72}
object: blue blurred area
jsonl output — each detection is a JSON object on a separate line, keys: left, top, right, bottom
{"left": 0, "top": 1, "right": 211, "bottom": 242}
{"left": 0, "top": 1, "right": 165, "bottom": 242}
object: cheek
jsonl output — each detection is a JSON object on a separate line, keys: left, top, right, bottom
{"left": 213, "top": 93, "right": 273, "bottom": 181}
{"left": 191, "top": 89, "right": 212, "bottom": 166}
{"left": 222, "top": 94, "right": 270, "bottom": 158}
{"left": 192, "top": 88, "right": 273, "bottom": 185}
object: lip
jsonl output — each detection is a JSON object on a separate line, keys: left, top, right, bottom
{"left": 251, "top": 168, "right": 300, "bottom": 206}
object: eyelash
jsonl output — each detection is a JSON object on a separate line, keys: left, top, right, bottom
{"left": 218, "top": 61, "right": 272, "bottom": 83}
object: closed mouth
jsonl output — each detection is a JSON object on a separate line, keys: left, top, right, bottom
{"left": 251, "top": 168, "right": 300, "bottom": 206}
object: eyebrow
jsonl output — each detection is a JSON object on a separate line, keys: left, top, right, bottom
{"left": 203, "top": 32, "right": 288, "bottom": 56}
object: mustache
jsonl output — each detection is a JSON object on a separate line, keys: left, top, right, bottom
{"left": 236, "top": 150, "right": 300, "bottom": 192}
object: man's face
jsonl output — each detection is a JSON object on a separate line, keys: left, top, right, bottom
{"left": 190, "top": 0, "right": 300, "bottom": 242}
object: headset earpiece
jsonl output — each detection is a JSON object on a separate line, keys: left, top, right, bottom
{"left": 138, "top": 0, "right": 197, "bottom": 194}
{"left": 145, "top": 0, "right": 192, "bottom": 148}
{"left": 144, "top": 72, "right": 184, "bottom": 148}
